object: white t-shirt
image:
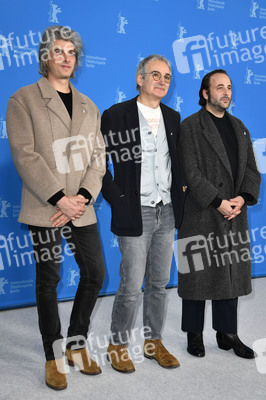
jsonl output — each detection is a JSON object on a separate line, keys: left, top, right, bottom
{"left": 137, "top": 102, "right": 161, "bottom": 139}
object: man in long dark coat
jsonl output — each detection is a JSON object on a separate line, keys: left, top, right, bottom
{"left": 178, "top": 69, "right": 261, "bottom": 359}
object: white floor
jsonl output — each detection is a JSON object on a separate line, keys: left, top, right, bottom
{"left": 1, "top": 278, "right": 266, "bottom": 400}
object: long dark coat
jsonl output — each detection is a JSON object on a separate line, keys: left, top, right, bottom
{"left": 177, "top": 107, "right": 261, "bottom": 300}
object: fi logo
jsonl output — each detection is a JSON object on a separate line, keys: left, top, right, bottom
{"left": 53, "top": 335, "right": 87, "bottom": 373}
{"left": 172, "top": 35, "right": 211, "bottom": 74}
{"left": 53, "top": 135, "right": 90, "bottom": 174}
{"left": 177, "top": 235, "right": 211, "bottom": 274}
{"left": 253, "top": 338, "right": 266, "bottom": 374}
{"left": 253, "top": 138, "right": 266, "bottom": 174}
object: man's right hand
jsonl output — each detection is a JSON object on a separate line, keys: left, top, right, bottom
{"left": 56, "top": 195, "right": 88, "bottom": 220}
{"left": 217, "top": 199, "right": 241, "bottom": 220}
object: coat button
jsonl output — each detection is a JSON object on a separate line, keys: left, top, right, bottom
{"left": 151, "top": 201, "right": 155, "bottom": 204}
{"left": 135, "top": 190, "right": 138, "bottom": 195}
{"left": 148, "top": 131, "right": 152, "bottom": 135}
{"left": 219, "top": 183, "right": 223, "bottom": 187}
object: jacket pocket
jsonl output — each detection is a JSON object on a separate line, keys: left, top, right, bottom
{"left": 112, "top": 194, "right": 132, "bottom": 229}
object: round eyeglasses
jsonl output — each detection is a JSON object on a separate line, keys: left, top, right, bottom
{"left": 143, "top": 70, "right": 172, "bottom": 84}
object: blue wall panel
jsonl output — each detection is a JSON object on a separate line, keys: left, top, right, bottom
{"left": 0, "top": 0, "right": 265, "bottom": 309}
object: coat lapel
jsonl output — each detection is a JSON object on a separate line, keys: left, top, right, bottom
{"left": 37, "top": 77, "right": 88, "bottom": 138}
{"left": 199, "top": 107, "right": 233, "bottom": 182}
{"left": 37, "top": 77, "right": 71, "bottom": 132}
{"left": 69, "top": 82, "right": 88, "bottom": 137}
{"left": 160, "top": 103, "right": 177, "bottom": 158}
{"left": 125, "top": 97, "right": 141, "bottom": 191}
{"left": 125, "top": 97, "right": 141, "bottom": 140}
{"left": 226, "top": 112, "right": 248, "bottom": 193}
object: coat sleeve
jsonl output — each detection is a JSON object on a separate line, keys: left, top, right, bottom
{"left": 178, "top": 119, "right": 219, "bottom": 210}
{"left": 238, "top": 126, "right": 261, "bottom": 206}
{"left": 100, "top": 109, "right": 124, "bottom": 205}
{"left": 78, "top": 107, "right": 106, "bottom": 202}
{"left": 6, "top": 96, "right": 64, "bottom": 204}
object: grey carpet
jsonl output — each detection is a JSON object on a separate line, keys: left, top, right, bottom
{"left": 1, "top": 278, "right": 266, "bottom": 400}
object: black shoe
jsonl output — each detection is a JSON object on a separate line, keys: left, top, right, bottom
{"left": 187, "top": 332, "right": 205, "bottom": 357}
{"left": 216, "top": 332, "right": 255, "bottom": 359}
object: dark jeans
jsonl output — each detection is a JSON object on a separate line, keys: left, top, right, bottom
{"left": 182, "top": 298, "right": 238, "bottom": 334}
{"left": 28, "top": 222, "right": 105, "bottom": 361}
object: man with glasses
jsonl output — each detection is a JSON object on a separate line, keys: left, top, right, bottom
{"left": 101, "top": 55, "right": 186, "bottom": 373}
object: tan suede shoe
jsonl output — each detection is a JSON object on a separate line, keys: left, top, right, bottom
{"left": 45, "top": 359, "right": 67, "bottom": 390}
{"left": 144, "top": 339, "right": 180, "bottom": 368}
{"left": 107, "top": 343, "right": 135, "bottom": 373}
{"left": 65, "top": 347, "right": 102, "bottom": 375}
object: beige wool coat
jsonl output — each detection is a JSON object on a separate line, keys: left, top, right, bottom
{"left": 6, "top": 77, "right": 105, "bottom": 227}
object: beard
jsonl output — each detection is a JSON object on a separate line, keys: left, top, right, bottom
{"left": 208, "top": 94, "right": 231, "bottom": 112}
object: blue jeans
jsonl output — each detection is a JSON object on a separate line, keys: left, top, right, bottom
{"left": 110, "top": 203, "right": 175, "bottom": 345}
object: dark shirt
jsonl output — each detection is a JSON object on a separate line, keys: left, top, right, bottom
{"left": 57, "top": 90, "right": 73, "bottom": 119}
{"left": 208, "top": 112, "right": 251, "bottom": 208}
{"left": 209, "top": 112, "right": 238, "bottom": 183}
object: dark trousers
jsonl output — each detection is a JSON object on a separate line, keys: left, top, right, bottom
{"left": 182, "top": 298, "right": 238, "bottom": 334}
{"left": 28, "top": 222, "right": 105, "bottom": 361}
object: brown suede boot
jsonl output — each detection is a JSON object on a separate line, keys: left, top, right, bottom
{"left": 144, "top": 339, "right": 180, "bottom": 368}
{"left": 45, "top": 359, "right": 67, "bottom": 390}
{"left": 65, "top": 347, "right": 102, "bottom": 375}
{"left": 107, "top": 343, "right": 135, "bottom": 373}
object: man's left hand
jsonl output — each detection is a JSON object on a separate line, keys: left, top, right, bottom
{"left": 50, "top": 210, "right": 71, "bottom": 227}
{"left": 226, "top": 196, "right": 245, "bottom": 220}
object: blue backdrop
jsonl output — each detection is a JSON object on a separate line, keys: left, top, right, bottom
{"left": 0, "top": 0, "right": 265, "bottom": 309}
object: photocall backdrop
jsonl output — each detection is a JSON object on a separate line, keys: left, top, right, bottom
{"left": 0, "top": 0, "right": 265, "bottom": 309}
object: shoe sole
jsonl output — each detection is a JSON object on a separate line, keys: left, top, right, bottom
{"left": 144, "top": 353, "right": 180, "bottom": 368}
{"left": 106, "top": 354, "right": 135, "bottom": 373}
{"left": 46, "top": 381, "right": 67, "bottom": 391}
{"left": 217, "top": 343, "right": 255, "bottom": 359}
{"left": 187, "top": 348, "right": 205, "bottom": 358}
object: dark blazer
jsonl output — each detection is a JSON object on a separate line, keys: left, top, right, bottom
{"left": 178, "top": 107, "right": 261, "bottom": 300}
{"left": 101, "top": 96, "right": 186, "bottom": 236}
